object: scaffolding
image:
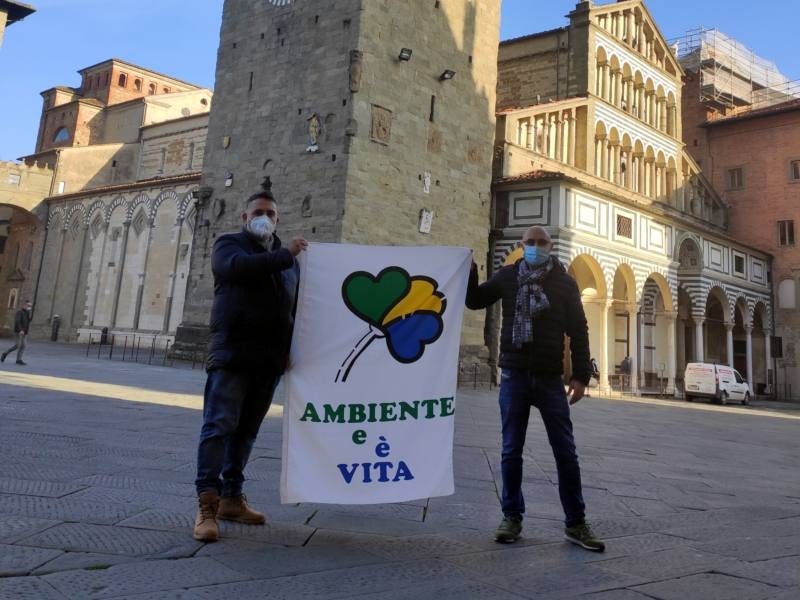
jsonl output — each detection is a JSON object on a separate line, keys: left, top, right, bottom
{"left": 671, "top": 27, "right": 800, "bottom": 112}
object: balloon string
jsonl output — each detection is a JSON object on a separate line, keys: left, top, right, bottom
{"left": 335, "top": 327, "right": 381, "bottom": 383}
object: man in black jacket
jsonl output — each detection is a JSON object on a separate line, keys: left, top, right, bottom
{"left": 193, "top": 191, "right": 308, "bottom": 542}
{"left": 1, "top": 300, "right": 32, "bottom": 366}
{"left": 466, "top": 226, "right": 604, "bottom": 552}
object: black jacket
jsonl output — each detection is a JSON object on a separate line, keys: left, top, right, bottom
{"left": 206, "top": 230, "right": 299, "bottom": 374}
{"left": 14, "top": 309, "right": 31, "bottom": 334}
{"left": 466, "top": 258, "right": 592, "bottom": 385}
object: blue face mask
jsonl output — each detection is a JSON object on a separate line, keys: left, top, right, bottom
{"left": 524, "top": 245, "right": 550, "bottom": 266}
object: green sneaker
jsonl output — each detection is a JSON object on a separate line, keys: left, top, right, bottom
{"left": 494, "top": 516, "right": 522, "bottom": 543}
{"left": 565, "top": 521, "right": 605, "bottom": 552}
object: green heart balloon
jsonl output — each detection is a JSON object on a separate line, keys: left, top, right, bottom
{"left": 342, "top": 267, "right": 411, "bottom": 327}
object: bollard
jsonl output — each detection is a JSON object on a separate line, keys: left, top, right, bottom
{"left": 97, "top": 334, "right": 103, "bottom": 359}
{"left": 135, "top": 337, "right": 142, "bottom": 362}
{"left": 109, "top": 335, "right": 115, "bottom": 360}
{"left": 162, "top": 340, "right": 171, "bottom": 366}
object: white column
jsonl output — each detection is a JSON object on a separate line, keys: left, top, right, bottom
{"left": 765, "top": 328, "right": 772, "bottom": 393}
{"left": 693, "top": 316, "right": 705, "bottom": 362}
{"left": 568, "top": 114, "right": 577, "bottom": 166}
{"left": 599, "top": 299, "right": 613, "bottom": 393}
{"left": 666, "top": 314, "right": 677, "bottom": 395}
{"left": 725, "top": 322, "right": 735, "bottom": 367}
{"left": 628, "top": 303, "right": 639, "bottom": 393}
{"left": 638, "top": 312, "right": 646, "bottom": 384}
{"left": 745, "top": 324, "right": 754, "bottom": 388}
{"left": 555, "top": 116, "right": 564, "bottom": 162}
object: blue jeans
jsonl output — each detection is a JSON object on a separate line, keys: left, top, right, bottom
{"left": 195, "top": 368, "right": 280, "bottom": 497}
{"left": 498, "top": 368, "right": 586, "bottom": 527}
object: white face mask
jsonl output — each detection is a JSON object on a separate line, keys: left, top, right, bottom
{"left": 247, "top": 215, "right": 275, "bottom": 240}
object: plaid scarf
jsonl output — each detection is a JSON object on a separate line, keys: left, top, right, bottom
{"left": 512, "top": 256, "right": 554, "bottom": 348}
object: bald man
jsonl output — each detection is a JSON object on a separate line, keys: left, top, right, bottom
{"left": 466, "top": 226, "right": 604, "bottom": 551}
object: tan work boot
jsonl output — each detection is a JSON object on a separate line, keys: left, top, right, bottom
{"left": 193, "top": 491, "right": 220, "bottom": 542}
{"left": 217, "top": 494, "right": 266, "bottom": 524}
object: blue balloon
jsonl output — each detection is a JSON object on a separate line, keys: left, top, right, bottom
{"left": 384, "top": 312, "right": 443, "bottom": 363}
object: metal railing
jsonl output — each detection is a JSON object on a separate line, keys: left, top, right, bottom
{"left": 84, "top": 332, "right": 206, "bottom": 369}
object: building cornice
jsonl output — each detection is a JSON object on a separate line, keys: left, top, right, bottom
{"left": 44, "top": 173, "right": 201, "bottom": 204}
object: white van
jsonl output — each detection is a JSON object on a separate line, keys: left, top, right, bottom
{"left": 684, "top": 363, "right": 751, "bottom": 405}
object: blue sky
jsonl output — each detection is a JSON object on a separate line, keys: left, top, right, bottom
{"left": 1, "top": 0, "right": 797, "bottom": 161}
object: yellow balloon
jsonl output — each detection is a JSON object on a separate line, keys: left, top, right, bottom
{"left": 504, "top": 246, "right": 523, "bottom": 266}
{"left": 382, "top": 279, "right": 443, "bottom": 325}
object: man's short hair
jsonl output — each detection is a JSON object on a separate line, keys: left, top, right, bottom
{"left": 246, "top": 191, "right": 276, "bottom": 206}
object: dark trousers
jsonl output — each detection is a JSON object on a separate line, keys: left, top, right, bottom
{"left": 195, "top": 368, "right": 280, "bottom": 497}
{"left": 498, "top": 368, "right": 586, "bottom": 527}
{"left": 3, "top": 333, "right": 26, "bottom": 362}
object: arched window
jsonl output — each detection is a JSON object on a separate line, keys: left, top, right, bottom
{"left": 163, "top": 87, "right": 171, "bottom": 94}
{"left": 118, "top": 73, "right": 128, "bottom": 87}
{"left": 778, "top": 279, "right": 797, "bottom": 309}
{"left": 7, "top": 289, "right": 17, "bottom": 310}
{"left": 148, "top": 83, "right": 156, "bottom": 95}
{"left": 134, "top": 78, "right": 142, "bottom": 92}
{"left": 53, "top": 127, "right": 70, "bottom": 143}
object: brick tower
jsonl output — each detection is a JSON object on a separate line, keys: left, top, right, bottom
{"left": 174, "top": 0, "right": 501, "bottom": 365}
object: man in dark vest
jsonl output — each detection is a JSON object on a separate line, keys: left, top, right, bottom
{"left": 1, "top": 300, "right": 32, "bottom": 365}
{"left": 466, "top": 226, "right": 604, "bottom": 552}
{"left": 193, "top": 191, "right": 308, "bottom": 542}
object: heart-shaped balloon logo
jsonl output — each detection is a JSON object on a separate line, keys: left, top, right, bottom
{"left": 336, "top": 267, "right": 447, "bottom": 382}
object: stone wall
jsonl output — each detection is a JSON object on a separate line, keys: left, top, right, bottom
{"left": 32, "top": 179, "right": 199, "bottom": 341}
{"left": 176, "top": 0, "right": 502, "bottom": 367}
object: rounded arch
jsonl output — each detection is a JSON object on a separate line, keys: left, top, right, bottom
{"left": 596, "top": 46, "right": 608, "bottom": 63}
{"left": 595, "top": 120, "right": 607, "bottom": 137}
{"left": 178, "top": 190, "right": 197, "bottom": 220}
{"left": 608, "top": 126, "right": 621, "bottom": 145}
{"left": 675, "top": 233, "right": 703, "bottom": 268}
{"left": 706, "top": 286, "right": 732, "bottom": 324}
{"left": 634, "top": 139, "right": 644, "bottom": 154}
{"left": 126, "top": 192, "right": 150, "bottom": 221}
{"left": 622, "top": 62, "right": 633, "bottom": 80}
{"left": 634, "top": 70, "right": 644, "bottom": 87}
{"left": 64, "top": 204, "right": 86, "bottom": 229}
{"left": 568, "top": 253, "right": 609, "bottom": 299}
{"left": 645, "top": 77, "right": 655, "bottom": 93}
{"left": 150, "top": 190, "right": 180, "bottom": 220}
{"left": 753, "top": 300, "right": 770, "bottom": 329}
{"left": 105, "top": 195, "right": 127, "bottom": 222}
{"left": 641, "top": 271, "right": 674, "bottom": 312}
{"left": 732, "top": 295, "right": 750, "bottom": 326}
{"left": 46, "top": 207, "right": 64, "bottom": 230}
{"left": 612, "top": 262, "right": 637, "bottom": 304}
{"left": 656, "top": 84, "right": 666, "bottom": 100}
{"left": 656, "top": 150, "right": 666, "bottom": 164}
{"left": 85, "top": 200, "right": 106, "bottom": 226}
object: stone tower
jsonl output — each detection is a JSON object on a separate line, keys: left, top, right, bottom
{"left": 175, "top": 0, "right": 501, "bottom": 365}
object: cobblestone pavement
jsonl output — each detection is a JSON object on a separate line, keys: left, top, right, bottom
{"left": 0, "top": 342, "right": 798, "bottom": 599}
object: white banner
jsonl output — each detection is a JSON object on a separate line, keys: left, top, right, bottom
{"left": 280, "top": 243, "right": 471, "bottom": 504}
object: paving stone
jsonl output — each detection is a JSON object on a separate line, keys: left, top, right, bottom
{"left": 718, "top": 556, "right": 800, "bottom": 588}
{"left": 582, "top": 533, "right": 693, "bottom": 562}
{"left": 632, "top": 572, "right": 779, "bottom": 600}
{"left": 75, "top": 476, "right": 196, "bottom": 498}
{"left": 482, "top": 562, "right": 648, "bottom": 599}
{"left": 213, "top": 544, "right": 387, "bottom": 579}
{"left": 0, "top": 544, "right": 63, "bottom": 576}
{"left": 595, "top": 547, "right": 741, "bottom": 580}
{"left": 16, "top": 523, "right": 200, "bottom": 558}
{"left": 0, "top": 515, "right": 60, "bottom": 543}
{"left": 105, "top": 591, "right": 204, "bottom": 600}
{"left": 0, "top": 493, "right": 145, "bottom": 525}
{"left": 0, "top": 576, "right": 66, "bottom": 600}
{"left": 216, "top": 520, "right": 314, "bottom": 546}
{"left": 31, "top": 552, "right": 141, "bottom": 575}
{"left": 308, "top": 510, "right": 447, "bottom": 536}
{"left": 191, "top": 558, "right": 468, "bottom": 599}
{"left": 43, "top": 557, "right": 248, "bottom": 599}
{"left": 350, "top": 580, "right": 527, "bottom": 599}
{"left": 0, "top": 478, "right": 88, "bottom": 498}
{"left": 117, "top": 509, "right": 195, "bottom": 532}
{"left": 580, "top": 591, "right": 653, "bottom": 599}
{"left": 695, "top": 535, "right": 800, "bottom": 561}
